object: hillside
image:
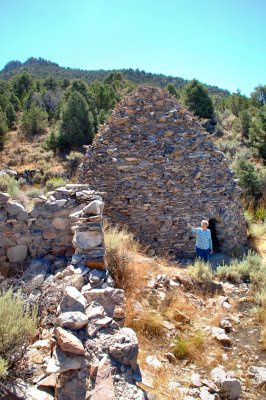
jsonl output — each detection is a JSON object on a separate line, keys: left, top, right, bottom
{"left": 0, "top": 57, "right": 230, "bottom": 97}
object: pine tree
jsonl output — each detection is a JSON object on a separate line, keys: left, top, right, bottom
{"left": 183, "top": 79, "right": 214, "bottom": 118}
{"left": 21, "top": 105, "right": 48, "bottom": 135}
{"left": 0, "top": 111, "right": 8, "bottom": 149}
{"left": 5, "top": 103, "right": 16, "bottom": 128}
{"left": 59, "top": 91, "right": 94, "bottom": 147}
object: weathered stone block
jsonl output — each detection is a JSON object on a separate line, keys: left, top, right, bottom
{"left": 7, "top": 244, "right": 28, "bottom": 262}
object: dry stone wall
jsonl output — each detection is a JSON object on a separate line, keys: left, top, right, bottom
{"left": 0, "top": 185, "right": 104, "bottom": 271}
{"left": 80, "top": 85, "right": 247, "bottom": 256}
{"left": 7, "top": 192, "right": 145, "bottom": 400}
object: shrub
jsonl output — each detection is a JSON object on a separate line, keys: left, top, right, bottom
{"left": 173, "top": 330, "right": 206, "bottom": 360}
{"left": 45, "top": 131, "right": 59, "bottom": 152}
{"left": 188, "top": 260, "right": 213, "bottom": 283}
{"left": 105, "top": 225, "right": 141, "bottom": 295}
{"left": 45, "top": 176, "right": 66, "bottom": 191}
{"left": 217, "top": 251, "right": 262, "bottom": 284}
{"left": 0, "top": 289, "right": 37, "bottom": 377}
{"left": 21, "top": 105, "right": 48, "bottom": 135}
{"left": 0, "top": 175, "right": 19, "bottom": 197}
{"left": 26, "top": 188, "right": 43, "bottom": 198}
{"left": 130, "top": 312, "right": 164, "bottom": 339}
{"left": 0, "top": 110, "right": 8, "bottom": 149}
{"left": 183, "top": 79, "right": 214, "bottom": 118}
{"left": 0, "top": 358, "right": 7, "bottom": 378}
{"left": 66, "top": 151, "right": 83, "bottom": 175}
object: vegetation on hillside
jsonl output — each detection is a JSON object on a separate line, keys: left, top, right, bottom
{"left": 0, "top": 58, "right": 265, "bottom": 218}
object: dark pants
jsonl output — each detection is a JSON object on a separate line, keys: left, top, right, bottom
{"left": 196, "top": 247, "right": 210, "bottom": 262}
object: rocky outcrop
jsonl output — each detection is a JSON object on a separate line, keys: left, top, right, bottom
{"left": 80, "top": 85, "right": 247, "bottom": 256}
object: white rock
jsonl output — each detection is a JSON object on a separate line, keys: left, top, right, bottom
{"left": 56, "top": 311, "right": 88, "bottom": 330}
{"left": 146, "top": 355, "right": 162, "bottom": 369}
{"left": 60, "top": 286, "right": 87, "bottom": 313}
{"left": 248, "top": 366, "right": 266, "bottom": 387}
{"left": 82, "top": 200, "right": 104, "bottom": 215}
{"left": 5, "top": 201, "right": 25, "bottom": 215}
{"left": 7, "top": 244, "right": 28, "bottom": 262}
{"left": 52, "top": 217, "right": 69, "bottom": 230}
{"left": 73, "top": 231, "right": 103, "bottom": 251}
{"left": 212, "top": 327, "right": 232, "bottom": 346}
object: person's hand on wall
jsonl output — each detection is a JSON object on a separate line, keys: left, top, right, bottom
{"left": 210, "top": 249, "right": 213, "bottom": 254}
{"left": 187, "top": 223, "right": 192, "bottom": 228}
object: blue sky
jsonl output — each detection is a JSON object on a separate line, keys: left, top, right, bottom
{"left": 0, "top": 0, "right": 265, "bottom": 95}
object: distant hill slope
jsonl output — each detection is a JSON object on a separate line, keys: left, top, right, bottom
{"left": 0, "top": 57, "right": 230, "bottom": 97}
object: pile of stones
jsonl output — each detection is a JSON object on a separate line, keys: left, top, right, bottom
{"left": 5, "top": 194, "right": 145, "bottom": 400}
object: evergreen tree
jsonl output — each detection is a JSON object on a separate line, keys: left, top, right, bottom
{"left": 59, "top": 91, "right": 94, "bottom": 147}
{"left": 5, "top": 103, "right": 16, "bottom": 128}
{"left": 13, "top": 72, "right": 33, "bottom": 100}
{"left": 249, "top": 109, "right": 266, "bottom": 159}
{"left": 0, "top": 111, "right": 8, "bottom": 149}
{"left": 9, "top": 93, "right": 20, "bottom": 111}
{"left": 183, "top": 79, "right": 214, "bottom": 118}
{"left": 166, "top": 83, "right": 180, "bottom": 99}
{"left": 21, "top": 105, "right": 48, "bottom": 135}
{"left": 251, "top": 85, "right": 266, "bottom": 107}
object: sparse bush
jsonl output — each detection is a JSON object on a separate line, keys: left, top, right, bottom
{"left": 26, "top": 188, "right": 43, "bottom": 198}
{"left": 130, "top": 312, "right": 164, "bottom": 339}
{"left": 173, "top": 338, "right": 189, "bottom": 359}
{"left": 0, "top": 357, "right": 8, "bottom": 378}
{"left": 173, "top": 330, "right": 206, "bottom": 360}
{"left": 45, "top": 176, "right": 66, "bottom": 191}
{"left": 66, "top": 151, "right": 83, "bottom": 175}
{"left": 188, "top": 260, "right": 213, "bottom": 283}
{"left": 0, "top": 175, "right": 19, "bottom": 197}
{"left": 105, "top": 225, "right": 141, "bottom": 295}
{"left": 0, "top": 289, "right": 37, "bottom": 377}
{"left": 45, "top": 131, "right": 59, "bottom": 152}
{"left": 217, "top": 251, "right": 262, "bottom": 284}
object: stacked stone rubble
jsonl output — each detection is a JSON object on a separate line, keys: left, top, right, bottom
{"left": 0, "top": 185, "right": 103, "bottom": 272}
{"left": 18, "top": 190, "right": 144, "bottom": 400}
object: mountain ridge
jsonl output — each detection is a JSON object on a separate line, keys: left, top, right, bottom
{"left": 0, "top": 57, "right": 230, "bottom": 97}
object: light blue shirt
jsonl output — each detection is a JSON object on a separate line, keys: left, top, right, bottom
{"left": 191, "top": 227, "right": 213, "bottom": 250}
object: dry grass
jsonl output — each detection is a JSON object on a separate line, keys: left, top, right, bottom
{"left": 105, "top": 225, "right": 147, "bottom": 297}
{"left": 130, "top": 311, "right": 165, "bottom": 339}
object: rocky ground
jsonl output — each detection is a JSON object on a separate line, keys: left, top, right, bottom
{"left": 125, "top": 254, "right": 266, "bottom": 400}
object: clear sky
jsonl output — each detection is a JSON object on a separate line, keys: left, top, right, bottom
{"left": 0, "top": 0, "right": 265, "bottom": 95}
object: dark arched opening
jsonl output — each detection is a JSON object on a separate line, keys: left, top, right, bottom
{"left": 209, "top": 219, "right": 220, "bottom": 252}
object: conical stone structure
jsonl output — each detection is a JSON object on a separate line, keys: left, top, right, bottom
{"left": 80, "top": 86, "right": 247, "bottom": 257}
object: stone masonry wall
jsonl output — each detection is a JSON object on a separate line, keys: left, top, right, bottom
{"left": 80, "top": 85, "right": 247, "bottom": 257}
{"left": 7, "top": 190, "right": 144, "bottom": 400}
{"left": 0, "top": 185, "right": 104, "bottom": 271}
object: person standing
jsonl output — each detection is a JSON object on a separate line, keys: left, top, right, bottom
{"left": 187, "top": 220, "right": 213, "bottom": 262}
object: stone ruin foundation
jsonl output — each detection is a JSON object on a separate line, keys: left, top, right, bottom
{"left": 80, "top": 85, "right": 247, "bottom": 257}
{"left": 1, "top": 185, "right": 145, "bottom": 400}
